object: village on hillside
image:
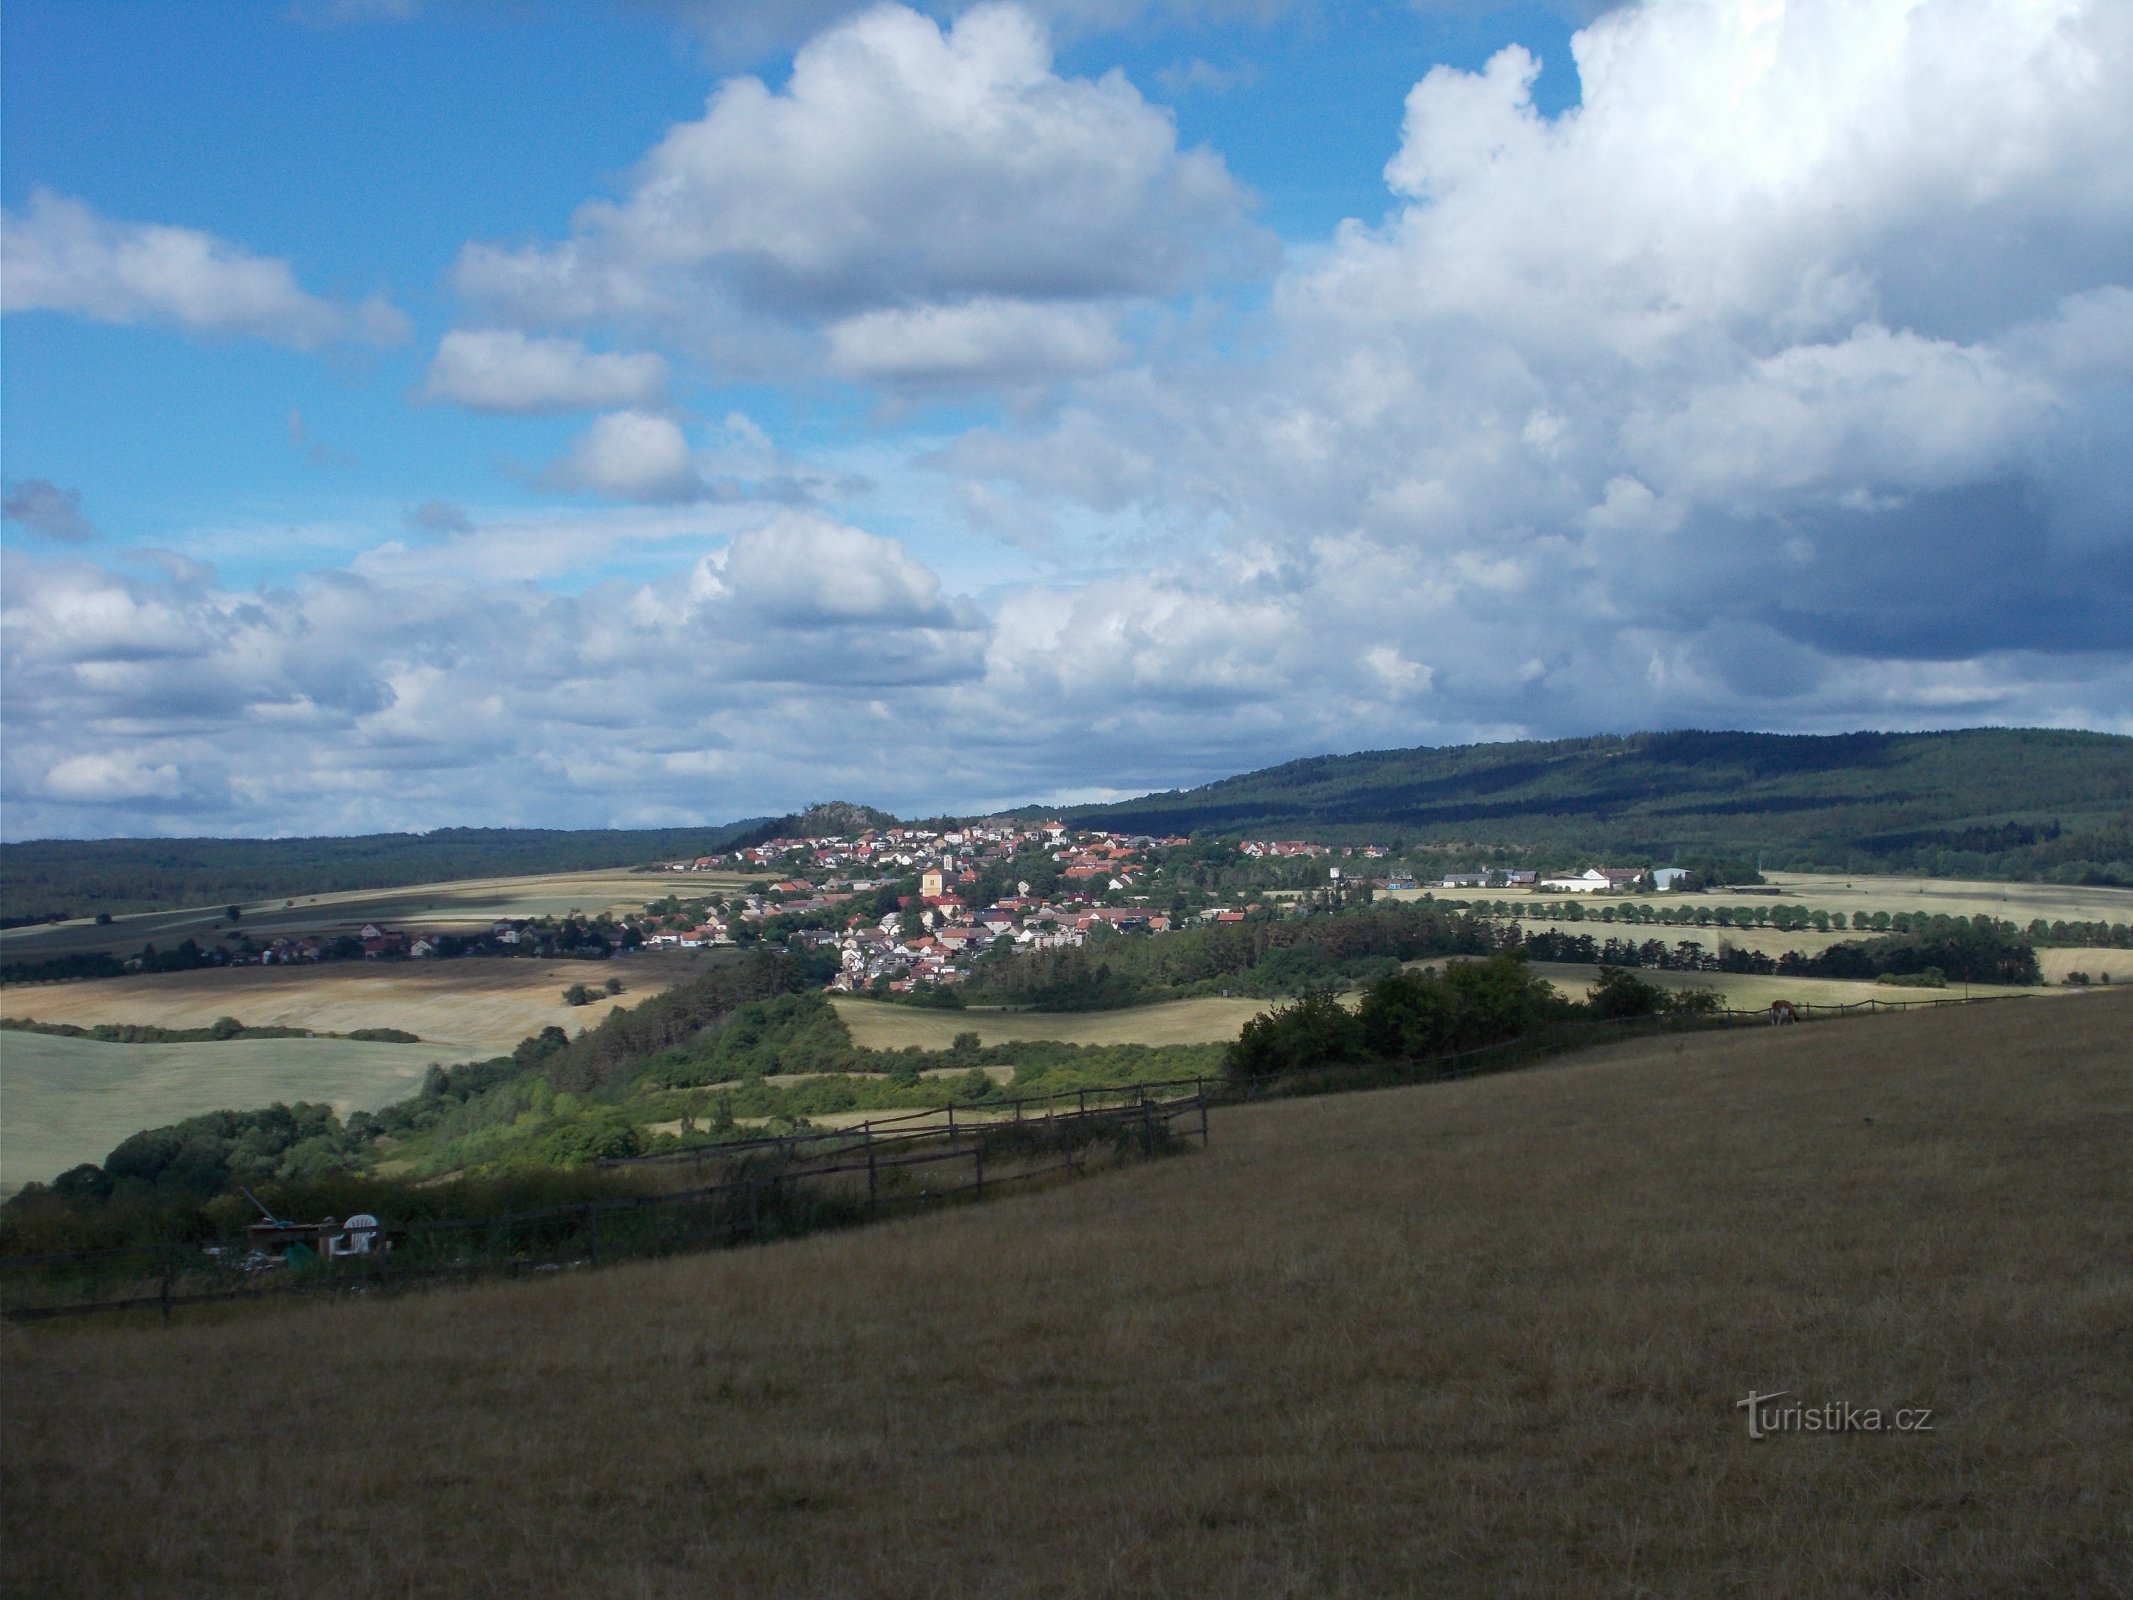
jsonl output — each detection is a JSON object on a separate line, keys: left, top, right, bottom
{"left": 642, "top": 821, "right": 1691, "bottom": 996}
{"left": 77, "top": 810, "right": 1707, "bottom": 989}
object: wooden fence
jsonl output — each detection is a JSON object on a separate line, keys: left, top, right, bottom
{"left": 0, "top": 1086, "right": 1210, "bottom": 1326}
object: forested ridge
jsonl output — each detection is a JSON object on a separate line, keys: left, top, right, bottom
{"left": 1053, "top": 728, "right": 2133, "bottom": 883}
{"left": 0, "top": 821, "right": 768, "bottom": 921}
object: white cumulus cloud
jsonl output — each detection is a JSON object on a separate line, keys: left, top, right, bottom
{"left": 547, "top": 411, "right": 705, "bottom": 502}
{"left": 941, "top": 0, "right": 2133, "bottom": 728}
{"left": 421, "top": 329, "right": 670, "bottom": 413}
{"left": 454, "top": 3, "right": 1256, "bottom": 382}
{"left": 1, "top": 190, "right": 409, "bottom": 348}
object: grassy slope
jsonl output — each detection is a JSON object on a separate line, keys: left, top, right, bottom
{"left": 1, "top": 1034, "right": 441, "bottom": 1191}
{"left": 6, "top": 992, "right": 2128, "bottom": 1597}
{"left": 1059, "top": 727, "right": 2133, "bottom": 871}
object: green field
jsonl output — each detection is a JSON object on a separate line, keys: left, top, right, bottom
{"left": 1, "top": 868, "right": 762, "bottom": 964}
{"left": 0, "top": 1033, "right": 441, "bottom": 1192}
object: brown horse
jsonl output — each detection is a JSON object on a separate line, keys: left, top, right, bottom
{"left": 1769, "top": 1000, "right": 1799, "bottom": 1026}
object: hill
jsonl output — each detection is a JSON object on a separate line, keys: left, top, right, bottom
{"left": 5, "top": 991, "right": 2126, "bottom": 1596}
{"left": 0, "top": 821, "right": 768, "bottom": 922}
{"left": 1057, "top": 727, "right": 2133, "bottom": 881}
{"left": 726, "top": 800, "right": 901, "bottom": 851}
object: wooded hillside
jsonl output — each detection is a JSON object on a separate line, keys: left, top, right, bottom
{"left": 1057, "top": 728, "right": 2133, "bottom": 882}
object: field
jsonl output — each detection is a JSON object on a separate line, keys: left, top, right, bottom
{"left": 2036, "top": 947, "right": 2128, "bottom": 984}
{"left": 831, "top": 995, "right": 1271, "bottom": 1050}
{"left": 0, "top": 868, "right": 761, "bottom": 964}
{"left": 1391, "top": 873, "right": 2133, "bottom": 929}
{"left": 2, "top": 951, "right": 699, "bottom": 1057}
{"left": 1515, "top": 961, "right": 2050, "bottom": 1012}
{"left": 2, "top": 1033, "right": 440, "bottom": 1191}
{"left": 3, "top": 990, "right": 2126, "bottom": 1596}
{"left": 1762, "top": 871, "right": 2133, "bottom": 925}
{"left": 0, "top": 953, "right": 706, "bottom": 1191}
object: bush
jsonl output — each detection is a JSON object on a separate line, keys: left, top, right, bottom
{"left": 1876, "top": 968, "right": 1947, "bottom": 989}
{"left": 1587, "top": 966, "right": 1666, "bottom": 1020}
{"left": 562, "top": 983, "right": 595, "bottom": 1006}
{"left": 1663, "top": 987, "right": 1724, "bottom": 1019}
{"left": 1232, "top": 951, "right": 1561, "bottom": 1083}
{"left": 1226, "top": 990, "right": 1363, "bottom": 1082}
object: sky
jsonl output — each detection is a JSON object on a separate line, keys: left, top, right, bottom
{"left": 3, "top": 0, "right": 2129, "bottom": 841}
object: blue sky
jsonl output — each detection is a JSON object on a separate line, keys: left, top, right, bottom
{"left": 3, "top": 0, "right": 2128, "bottom": 838}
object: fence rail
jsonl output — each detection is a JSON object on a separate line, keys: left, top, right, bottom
{"left": 595, "top": 1075, "right": 1212, "bottom": 1177}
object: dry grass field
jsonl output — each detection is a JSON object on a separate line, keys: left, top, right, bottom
{"left": 1393, "top": 874, "right": 2133, "bottom": 940}
{"left": 1761, "top": 871, "right": 2133, "bottom": 926}
{"left": 0, "top": 868, "right": 762, "bottom": 964}
{"left": 1398, "top": 872, "right": 2133, "bottom": 924}
{"left": 1, "top": 1033, "right": 440, "bottom": 1191}
{"left": 832, "top": 995, "right": 1270, "bottom": 1050}
{"left": 1512, "top": 960, "right": 2053, "bottom": 1012}
{"left": 1478, "top": 917, "right": 2124, "bottom": 989}
{"left": 4, "top": 992, "right": 2128, "bottom": 1597}
{"left": 2035, "top": 947, "right": 2129, "bottom": 985}
{"left": 2, "top": 952, "right": 698, "bottom": 1058}
{"left": 1438, "top": 916, "right": 2125, "bottom": 986}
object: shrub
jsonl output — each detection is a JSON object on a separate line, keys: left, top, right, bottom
{"left": 1226, "top": 990, "right": 1363, "bottom": 1082}
{"left": 1587, "top": 966, "right": 1666, "bottom": 1020}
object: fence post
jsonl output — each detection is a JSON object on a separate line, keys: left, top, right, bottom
{"left": 867, "top": 1134, "right": 878, "bottom": 1209}
{"left": 747, "top": 1178, "right": 761, "bottom": 1239}
{"left": 1199, "top": 1086, "right": 1210, "bottom": 1149}
{"left": 585, "top": 1205, "right": 600, "bottom": 1268}
{"left": 158, "top": 1245, "right": 172, "bottom": 1326}
{"left": 973, "top": 1138, "right": 986, "bottom": 1199}
{"left": 1141, "top": 1098, "right": 1156, "bottom": 1157}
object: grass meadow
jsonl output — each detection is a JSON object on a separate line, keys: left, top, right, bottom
{"left": 4, "top": 991, "right": 2127, "bottom": 1597}
{"left": 1, "top": 1033, "right": 440, "bottom": 1192}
